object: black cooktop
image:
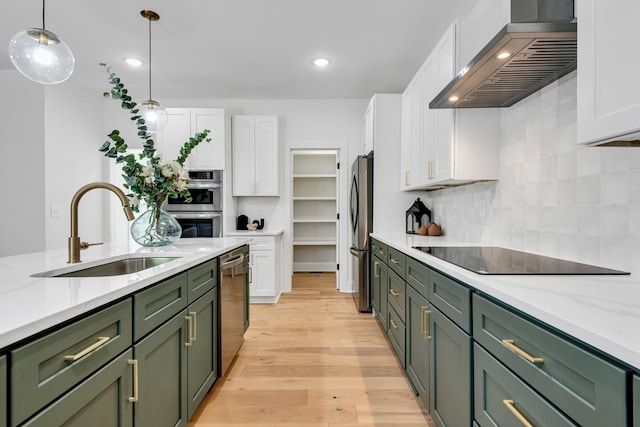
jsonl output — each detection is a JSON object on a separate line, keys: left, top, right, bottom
{"left": 413, "top": 246, "right": 630, "bottom": 275}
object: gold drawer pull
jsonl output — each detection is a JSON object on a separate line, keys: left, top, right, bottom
{"left": 390, "top": 319, "right": 398, "bottom": 329}
{"left": 503, "top": 400, "right": 533, "bottom": 427}
{"left": 421, "top": 307, "right": 432, "bottom": 340}
{"left": 390, "top": 258, "right": 401, "bottom": 265}
{"left": 64, "top": 336, "right": 110, "bottom": 361}
{"left": 128, "top": 359, "right": 139, "bottom": 403}
{"left": 389, "top": 289, "right": 400, "bottom": 297}
{"left": 502, "top": 339, "right": 544, "bottom": 364}
{"left": 185, "top": 315, "right": 194, "bottom": 347}
{"left": 374, "top": 261, "right": 379, "bottom": 278}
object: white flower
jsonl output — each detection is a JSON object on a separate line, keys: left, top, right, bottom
{"left": 129, "top": 195, "right": 140, "bottom": 207}
{"left": 175, "top": 179, "right": 188, "bottom": 192}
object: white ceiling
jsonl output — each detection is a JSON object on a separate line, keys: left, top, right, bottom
{"left": 1, "top": 0, "right": 473, "bottom": 99}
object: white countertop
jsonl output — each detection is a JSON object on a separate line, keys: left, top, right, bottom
{"left": 225, "top": 229, "right": 284, "bottom": 237}
{"left": 0, "top": 237, "right": 247, "bottom": 350}
{"left": 371, "top": 233, "right": 640, "bottom": 372}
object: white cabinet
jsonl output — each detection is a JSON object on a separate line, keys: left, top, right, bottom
{"left": 291, "top": 150, "right": 339, "bottom": 273}
{"left": 363, "top": 99, "right": 374, "bottom": 155}
{"left": 247, "top": 235, "right": 281, "bottom": 304}
{"left": 232, "top": 116, "right": 279, "bottom": 196}
{"left": 577, "top": 0, "right": 640, "bottom": 146}
{"left": 400, "top": 21, "right": 499, "bottom": 191}
{"left": 157, "top": 108, "right": 226, "bottom": 170}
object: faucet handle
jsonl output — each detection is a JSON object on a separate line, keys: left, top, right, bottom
{"left": 80, "top": 242, "right": 104, "bottom": 250}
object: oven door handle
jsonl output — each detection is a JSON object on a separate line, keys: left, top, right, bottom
{"left": 170, "top": 212, "right": 222, "bottom": 219}
{"left": 186, "top": 182, "right": 222, "bottom": 190}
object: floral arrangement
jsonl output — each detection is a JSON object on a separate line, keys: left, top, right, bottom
{"left": 98, "top": 63, "right": 211, "bottom": 212}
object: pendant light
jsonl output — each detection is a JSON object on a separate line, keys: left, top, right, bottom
{"left": 138, "top": 10, "right": 167, "bottom": 133}
{"left": 8, "top": 0, "right": 75, "bottom": 84}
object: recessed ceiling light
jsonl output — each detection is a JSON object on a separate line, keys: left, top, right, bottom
{"left": 449, "top": 95, "right": 459, "bottom": 103}
{"left": 312, "top": 57, "right": 331, "bottom": 68}
{"left": 496, "top": 51, "right": 511, "bottom": 60}
{"left": 124, "top": 57, "right": 144, "bottom": 67}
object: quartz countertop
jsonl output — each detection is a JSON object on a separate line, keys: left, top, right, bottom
{"left": 225, "top": 229, "right": 284, "bottom": 236}
{"left": 0, "top": 238, "right": 247, "bottom": 350}
{"left": 371, "top": 232, "right": 640, "bottom": 372}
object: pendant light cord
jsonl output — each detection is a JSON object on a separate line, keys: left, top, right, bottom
{"left": 42, "top": 0, "right": 46, "bottom": 29}
{"left": 148, "top": 16, "right": 152, "bottom": 101}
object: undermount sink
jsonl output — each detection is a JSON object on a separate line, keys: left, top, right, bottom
{"left": 32, "top": 256, "right": 181, "bottom": 278}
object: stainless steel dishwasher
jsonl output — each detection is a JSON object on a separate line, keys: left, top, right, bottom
{"left": 219, "top": 246, "right": 247, "bottom": 376}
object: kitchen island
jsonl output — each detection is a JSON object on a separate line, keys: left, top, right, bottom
{"left": 372, "top": 232, "right": 640, "bottom": 427}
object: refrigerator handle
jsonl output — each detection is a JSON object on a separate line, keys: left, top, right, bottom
{"left": 349, "top": 247, "right": 361, "bottom": 257}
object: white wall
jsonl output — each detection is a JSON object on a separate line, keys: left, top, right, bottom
{"left": 417, "top": 72, "right": 640, "bottom": 275}
{"left": 0, "top": 71, "right": 45, "bottom": 256}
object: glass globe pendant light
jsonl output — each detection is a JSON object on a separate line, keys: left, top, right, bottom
{"left": 138, "top": 10, "right": 167, "bottom": 133}
{"left": 8, "top": 0, "right": 75, "bottom": 84}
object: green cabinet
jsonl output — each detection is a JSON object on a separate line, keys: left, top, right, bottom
{"left": 387, "top": 269, "right": 406, "bottom": 320}
{"left": 473, "top": 294, "right": 627, "bottom": 427}
{"left": 634, "top": 376, "right": 640, "bottom": 427}
{"left": 0, "top": 355, "right": 5, "bottom": 427}
{"left": 134, "top": 309, "right": 188, "bottom": 427}
{"left": 186, "top": 289, "right": 218, "bottom": 419}
{"left": 405, "top": 285, "right": 430, "bottom": 409}
{"left": 429, "top": 304, "right": 472, "bottom": 427}
{"left": 187, "top": 259, "right": 217, "bottom": 303}
{"left": 387, "top": 301, "right": 406, "bottom": 369}
{"left": 11, "top": 299, "right": 132, "bottom": 426}
{"left": 21, "top": 350, "right": 134, "bottom": 427}
{"left": 474, "top": 344, "right": 577, "bottom": 427}
{"left": 373, "top": 255, "right": 388, "bottom": 329}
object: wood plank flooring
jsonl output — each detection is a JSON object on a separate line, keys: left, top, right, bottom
{"left": 188, "top": 272, "right": 434, "bottom": 427}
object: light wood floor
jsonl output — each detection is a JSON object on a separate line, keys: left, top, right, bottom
{"left": 188, "top": 272, "right": 434, "bottom": 427}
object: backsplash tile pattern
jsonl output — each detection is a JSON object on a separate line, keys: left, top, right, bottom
{"left": 421, "top": 73, "right": 640, "bottom": 275}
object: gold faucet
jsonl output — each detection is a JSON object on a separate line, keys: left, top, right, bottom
{"left": 68, "top": 182, "right": 135, "bottom": 263}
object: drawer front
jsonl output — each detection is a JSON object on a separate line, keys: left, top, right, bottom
{"left": 473, "top": 294, "right": 627, "bottom": 427}
{"left": 246, "top": 236, "right": 275, "bottom": 250}
{"left": 387, "top": 246, "right": 406, "bottom": 279}
{"left": 387, "top": 303, "right": 406, "bottom": 368}
{"left": 134, "top": 272, "right": 188, "bottom": 341}
{"left": 11, "top": 299, "right": 132, "bottom": 426}
{"left": 474, "top": 343, "right": 577, "bottom": 427}
{"left": 387, "top": 269, "right": 406, "bottom": 320}
{"left": 406, "top": 257, "right": 429, "bottom": 299}
{"left": 21, "top": 350, "right": 134, "bottom": 427}
{"left": 429, "top": 268, "right": 471, "bottom": 334}
{"left": 371, "top": 238, "right": 388, "bottom": 260}
{"left": 188, "top": 259, "right": 218, "bottom": 303}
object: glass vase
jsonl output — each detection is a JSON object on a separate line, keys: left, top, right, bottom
{"left": 130, "top": 203, "right": 182, "bottom": 247}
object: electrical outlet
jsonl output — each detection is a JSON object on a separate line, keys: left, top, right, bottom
{"left": 50, "top": 205, "right": 61, "bottom": 218}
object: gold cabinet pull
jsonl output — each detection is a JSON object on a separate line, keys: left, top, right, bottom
{"left": 190, "top": 311, "right": 197, "bottom": 342}
{"left": 421, "top": 307, "right": 432, "bottom": 340}
{"left": 390, "top": 258, "right": 401, "bottom": 265}
{"left": 64, "top": 336, "right": 110, "bottom": 361}
{"left": 128, "top": 359, "right": 139, "bottom": 403}
{"left": 503, "top": 400, "right": 533, "bottom": 427}
{"left": 185, "top": 315, "right": 194, "bottom": 347}
{"left": 249, "top": 266, "right": 253, "bottom": 283}
{"left": 374, "top": 261, "right": 379, "bottom": 278}
{"left": 390, "top": 319, "right": 398, "bottom": 329}
{"left": 502, "top": 340, "right": 544, "bottom": 364}
{"left": 389, "top": 289, "right": 400, "bottom": 297}
{"left": 428, "top": 160, "right": 435, "bottom": 180}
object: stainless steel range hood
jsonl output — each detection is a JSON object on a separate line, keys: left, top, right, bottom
{"left": 430, "top": 0, "right": 576, "bottom": 109}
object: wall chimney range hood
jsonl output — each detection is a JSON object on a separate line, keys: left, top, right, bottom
{"left": 430, "top": 0, "right": 576, "bottom": 109}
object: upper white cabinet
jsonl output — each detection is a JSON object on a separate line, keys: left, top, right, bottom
{"left": 577, "top": 0, "right": 640, "bottom": 146}
{"left": 157, "top": 108, "right": 226, "bottom": 170}
{"left": 232, "top": 116, "right": 279, "bottom": 196}
{"left": 363, "top": 99, "right": 374, "bottom": 155}
{"left": 401, "top": 21, "right": 499, "bottom": 191}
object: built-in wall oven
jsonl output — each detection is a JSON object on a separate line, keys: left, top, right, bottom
{"left": 164, "top": 170, "right": 222, "bottom": 238}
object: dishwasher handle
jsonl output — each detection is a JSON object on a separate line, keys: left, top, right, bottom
{"left": 221, "top": 253, "right": 244, "bottom": 269}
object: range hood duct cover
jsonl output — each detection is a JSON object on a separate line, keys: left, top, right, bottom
{"left": 430, "top": 0, "right": 576, "bottom": 109}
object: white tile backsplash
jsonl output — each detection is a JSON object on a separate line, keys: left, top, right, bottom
{"left": 418, "top": 72, "right": 640, "bottom": 275}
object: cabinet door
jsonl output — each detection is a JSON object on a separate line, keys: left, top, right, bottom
{"left": 254, "top": 116, "right": 279, "bottom": 196}
{"left": 433, "top": 22, "right": 456, "bottom": 183}
{"left": 364, "top": 98, "right": 374, "bottom": 154}
{"left": 0, "top": 355, "right": 5, "bottom": 427}
{"left": 21, "top": 350, "right": 134, "bottom": 427}
{"left": 191, "top": 109, "right": 225, "bottom": 170}
{"left": 377, "top": 260, "right": 388, "bottom": 329}
{"left": 188, "top": 258, "right": 217, "bottom": 304}
{"left": 134, "top": 310, "right": 188, "bottom": 427}
{"left": 187, "top": 289, "right": 217, "bottom": 419}
{"left": 400, "top": 73, "right": 424, "bottom": 190}
{"left": 157, "top": 108, "right": 191, "bottom": 162}
{"left": 250, "top": 250, "right": 275, "bottom": 298}
{"left": 232, "top": 116, "right": 256, "bottom": 196}
{"left": 577, "top": 0, "right": 640, "bottom": 145}
{"left": 405, "top": 285, "right": 430, "bottom": 410}
{"left": 370, "top": 256, "right": 382, "bottom": 314}
{"left": 429, "top": 306, "right": 472, "bottom": 427}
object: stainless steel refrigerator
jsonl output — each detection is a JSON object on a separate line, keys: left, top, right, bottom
{"left": 349, "top": 152, "right": 373, "bottom": 312}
